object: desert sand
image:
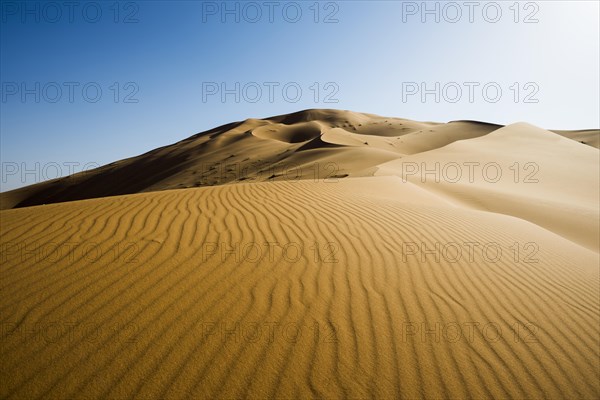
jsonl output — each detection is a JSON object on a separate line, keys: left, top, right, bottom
{"left": 1, "top": 109, "right": 598, "bottom": 399}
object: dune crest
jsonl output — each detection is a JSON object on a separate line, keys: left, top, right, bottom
{"left": 0, "top": 109, "right": 506, "bottom": 209}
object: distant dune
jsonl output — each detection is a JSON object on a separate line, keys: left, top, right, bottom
{"left": 2, "top": 109, "right": 597, "bottom": 210}
{"left": 1, "top": 109, "right": 598, "bottom": 399}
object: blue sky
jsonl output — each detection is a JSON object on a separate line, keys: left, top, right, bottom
{"left": 1, "top": 0, "right": 599, "bottom": 191}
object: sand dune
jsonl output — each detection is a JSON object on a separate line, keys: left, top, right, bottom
{"left": 1, "top": 178, "right": 598, "bottom": 399}
{"left": 1, "top": 110, "right": 595, "bottom": 211}
{"left": 376, "top": 122, "right": 600, "bottom": 252}
{"left": 1, "top": 109, "right": 598, "bottom": 399}
{"left": 0, "top": 110, "right": 506, "bottom": 209}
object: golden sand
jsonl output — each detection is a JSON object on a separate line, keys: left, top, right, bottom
{"left": 1, "top": 110, "right": 598, "bottom": 398}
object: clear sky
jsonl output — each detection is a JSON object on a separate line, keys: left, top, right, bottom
{"left": 1, "top": 0, "right": 599, "bottom": 191}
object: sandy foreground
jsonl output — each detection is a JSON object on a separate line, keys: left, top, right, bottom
{"left": 0, "top": 110, "right": 598, "bottom": 399}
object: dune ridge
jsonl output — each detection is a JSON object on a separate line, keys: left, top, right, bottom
{"left": 6, "top": 109, "right": 596, "bottom": 210}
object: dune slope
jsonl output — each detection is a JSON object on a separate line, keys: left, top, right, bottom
{"left": 0, "top": 176, "right": 598, "bottom": 399}
{"left": 376, "top": 122, "right": 600, "bottom": 252}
